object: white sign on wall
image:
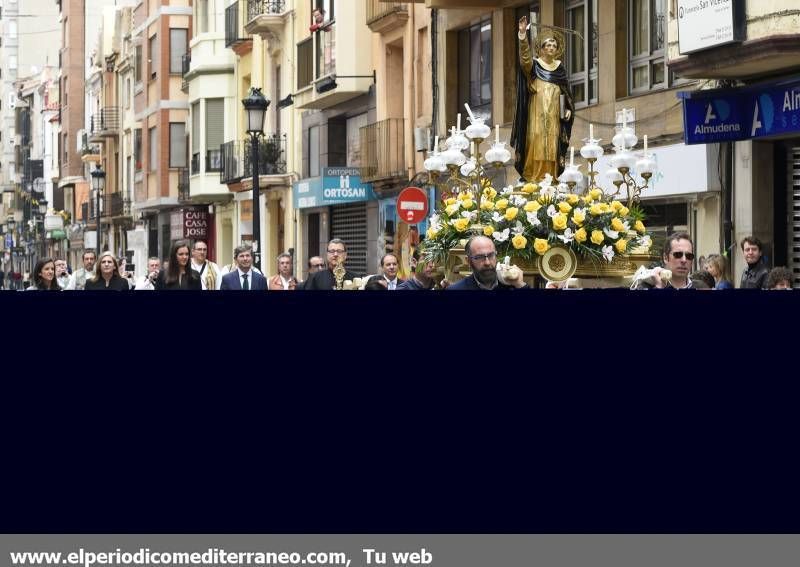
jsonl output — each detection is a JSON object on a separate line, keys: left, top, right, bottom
{"left": 677, "top": 0, "right": 741, "bottom": 54}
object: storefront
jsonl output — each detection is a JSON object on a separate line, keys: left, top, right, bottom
{"left": 293, "top": 167, "right": 377, "bottom": 278}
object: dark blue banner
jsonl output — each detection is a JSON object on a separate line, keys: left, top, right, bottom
{"left": 680, "top": 75, "right": 800, "bottom": 144}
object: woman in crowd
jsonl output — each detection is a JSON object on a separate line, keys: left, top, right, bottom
{"left": 155, "top": 240, "right": 201, "bottom": 290}
{"left": 26, "top": 258, "right": 61, "bottom": 291}
{"left": 85, "top": 252, "right": 130, "bottom": 291}
{"left": 705, "top": 254, "right": 733, "bottom": 289}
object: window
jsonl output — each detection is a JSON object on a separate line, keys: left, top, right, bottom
{"left": 149, "top": 127, "right": 157, "bottom": 171}
{"left": 297, "top": 38, "right": 313, "bottom": 90}
{"left": 9, "top": 21, "right": 17, "bottom": 39}
{"left": 566, "top": 0, "right": 598, "bottom": 106}
{"left": 311, "top": 0, "right": 335, "bottom": 23}
{"left": 191, "top": 101, "right": 200, "bottom": 174}
{"left": 457, "top": 18, "right": 492, "bottom": 123}
{"left": 134, "top": 45, "right": 143, "bottom": 84}
{"left": 170, "top": 29, "right": 187, "bottom": 74}
{"left": 196, "top": 0, "right": 208, "bottom": 34}
{"left": 205, "top": 99, "right": 224, "bottom": 172}
{"left": 629, "top": 0, "right": 667, "bottom": 93}
{"left": 308, "top": 125, "right": 320, "bottom": 177}
{"left": 169, "top": 123, "right": 186, "bottom": 168}
{"left": 346, "top": 113, "right": 367, "bottom": 168}
{"left": 134, "top": 129, "right": 142, "bottom": 172}
{"left": 149, "top": 34, "right": 158, "bottom": 80}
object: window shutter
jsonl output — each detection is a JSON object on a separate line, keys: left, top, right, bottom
{"left": 170, "top": 29, "right": 187, "bottom": 73}
{"left": 205, "top": 98, "right": 224, "bottom": 151}
{"left": 170, "top": 123, "right": 186, "bottom": 168}
{"left": 192, "top": 102, "right": 200, "bottom": 153}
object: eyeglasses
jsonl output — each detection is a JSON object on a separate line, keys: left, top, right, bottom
{"left": 327, "top": 249, "right": 346, "bottom": 255}
{"left": 194, "top": 248, "right": 207, "bottom": 252}
{"left": 468, "top": 252, "right": 497, "bottom": 262}
{"left": 671, "top": 251, "right": 695, "bottom": 260}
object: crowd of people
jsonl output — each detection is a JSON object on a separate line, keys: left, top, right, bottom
{"left": 2, "top": 233, "right": 795, "bottom": 292}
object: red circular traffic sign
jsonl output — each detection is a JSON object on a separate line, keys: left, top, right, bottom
{"left": 397, "top": 186, "right": 429, "bottom": 225}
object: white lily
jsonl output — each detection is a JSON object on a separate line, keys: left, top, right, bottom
{"left": 511, "top": 221, "right": 525, "bottom": 235}
{"left": 493, "top": 228, "right": 510, "bottom": 242}
{"left": 557, "top": 228, "right": 575, "bottom": 244}
{"left": 602, "top": 245, "right": 615, "bottom": 262}
{"left": 491, "top": 212, "right": 504, "bottom": 223}
{"left": 623, "top": 220, "right": 631, "bottom": 231}
{"left": 604, "top": 228, "right": 620, "bottom": 240}
{"left": 639, "top": 235, "right": 652, "bottom": 249}
{"left": 547, "top": 205, "right": 558, "bottom": 218}
{"left": 573, "top": 207, "right": 586, "bottom": 217}
{"left": 500, "top": 185, "right": 514, "bottom": 196}
{"left": 526, "top": 212, "right": 541, "bottom": 226}
{"left": 460, "top": 210, "right": 475, "bottom": 219}
{"left": 511, "top": 194, "right": 528, "bottom": 207}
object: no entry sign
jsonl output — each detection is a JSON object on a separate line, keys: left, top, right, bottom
{"left": 397, "top": 187, "right": 428, "bottom": 225}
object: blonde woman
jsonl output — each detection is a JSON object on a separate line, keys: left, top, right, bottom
{"left": 705, "top": 254, "right": 733, "bottom": 290}
{"left": 85, "top": 252, "right": 130, "bottom": 291}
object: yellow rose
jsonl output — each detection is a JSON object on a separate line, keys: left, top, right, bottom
{"left": 483, "top": 187, "right": 497, "bottom": 199}
{"left": 426, "top": 228, "right": 439, "bottom": 239}
{"left": 615, "top": 238, "right": 628, "bottom": 254}
{"left": 445, "top": 204, "right": 460, "bottom": 216}
{"left": 582, "top": 195, "right": 593, "bottom": 205}
{"left": 552, "top": 213, "right": 568, "bottom": 231}
{"left": 480, "top": 199, "right": 495, "bottom": 211}
{"left": 574, "top": 227, "right": 587, "bottom": 243}
{"left": 599, "top": 203, "right": 611, "bottom": 214}
{"left": 634, "top": 220, "right": 646, "bottom": 234}
{"left": 496, "top": 199, "right": 509, "bottom": 210}
{"left": 504, "top": 207, "right": 519, "bottom": 221}
{"left": 558, "top": 201, "right": 572, "bottom": 214}
{"left": 619, "top": 206, "right": 630, "bottom": 217}
{"left": 512, "top": 234, "right": 527, "bottom": 250}
{"left": 611, "top": 200, "right": 623, "bottom": 212}
{"left": 611, "top": 217, "right": 625, "bottom": 232}
{"left": 590, "top": 203, "right": 604, "bottom": 216}
{"left": 567, "top": 194, "right": 580, "bottom": 205}
{"left": 533, "top": 238, "right": 550, "bottom": 255}
{"left": 589, "top": 189, "right": 602, "bottom": 200}
{"left": 453, "top": 218, "right": 469, "bottom": 232}
{"left": 462, "top": 198, "right": 474, "bottom": 210}
{"left": 522, "top": 183, "right": 538, "bottom": 194}
{"left": 483, "top": 226, "right": 494, "bottom": 237}
{"left": 445, "top": 197, "right": 457, "bottom": 206}
{"left": 572, "top": 210, "right": 586, "bottom": 226}
{"left": 591, "top": 230, "right": 604, "bottom": 245}
{"left": 524, "top": 201, "right": 541, "bottom": 213}
{"left": 457, "top": 192, "right": 470, "bottom": 201}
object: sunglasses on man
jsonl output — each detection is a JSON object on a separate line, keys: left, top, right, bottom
{"left": 671, "top": 251, "right": 695, "bottom": 260}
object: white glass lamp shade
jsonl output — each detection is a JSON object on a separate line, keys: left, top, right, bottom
{"left": 558, "top": 165, "right": 583, "bottom": 185}
{"left": 424, "top": 151, "right": 447, "bottom": 173}
{"left": 441, "top": 146, "right": 466, "bottom": 167}
{"left": 242, "top": 88, "right": 270, "bottom": 134}
{"left": 611, "top": 148, "right": 636, "bottom": 171}
{"left": 460, "top": 159, "right": 477, "bottom": 177}
{"left": 465, "top": 117, "right": 491, "bottom": 141}
{"left": 485, "top": 142, "right": 511, "bottom": 165}
{"left": 605, "top": 166, "right": 624, "bottom": 184}
{"left": 636, "top": 156, "right": 658, "bottom": 177}
{"left": 446, "top": 130, "right": 470, "bottom": 152}
{"left": 580, "top": 141, "right": 604, "bottom": 160}
{"left": 612, "top": 127, "right": 638, "bottom": 150}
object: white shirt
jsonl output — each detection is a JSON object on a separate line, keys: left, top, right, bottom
{"left": 191, "top": 260, "right": 222, "bottom": 290}
{"left": 135, "top": 275, "right": 156, "bottom": 290}
{"left": 384, "top": 276, "right": 399, "bottom": 290}
{"left": 279, "top": 275, "right": 292, "bottom": 290}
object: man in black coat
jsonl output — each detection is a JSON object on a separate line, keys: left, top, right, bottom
{"left": 446, "top": 236, "right": 527, "bottom": 290}
{"left": 303, "top": 238, "right": 357, "bottom": 290}
{"left": 740, "top": 236, "right": 769, "bottom": 289}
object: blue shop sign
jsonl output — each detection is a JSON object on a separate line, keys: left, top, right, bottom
{"left": 293, "top": 167, "right": 376, "bottom": 209}
{"left": 680, "top": 75, "right": 800, "bottom": 144}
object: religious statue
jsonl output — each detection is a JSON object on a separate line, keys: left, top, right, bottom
{"left": 510, "top": 16, "right": 575, "bottom": 184}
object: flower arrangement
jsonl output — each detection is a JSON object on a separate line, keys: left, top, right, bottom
{"left": 422, "top": 173, "right": 652, "bottom": 267}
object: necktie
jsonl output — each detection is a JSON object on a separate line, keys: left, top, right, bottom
{"left": 389, "top": 280, "right": 395, "bottom": 290}
{"left": 242, "top": 273, "right": 249, "bottom": 290}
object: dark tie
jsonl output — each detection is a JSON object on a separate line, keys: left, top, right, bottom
{"left": 242, "top": 273, "right": 249, "bottom": 290}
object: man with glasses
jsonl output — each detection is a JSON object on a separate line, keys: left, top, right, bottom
{"left": 190, "top": 240, "right": 221, "bottom": 290}
{"left": 635, "top": 231, "right": 696, "bottom": 289}
{"left": 303, "top": 238, "right": 357, "bottom": 290}
{"left": 446, "top": 236, "right": 527, "bottom": 290}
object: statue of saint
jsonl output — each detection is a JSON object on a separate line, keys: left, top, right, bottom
{"left": 510, "top": 17, "right": 575, "bottom": 184}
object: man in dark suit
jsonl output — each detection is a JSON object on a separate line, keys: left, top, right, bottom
{"left": 367, "top": 253, "right": 404, "bottom": 290}
{"left": 220, "top": 245, "right": 268, "bottom": 290}
{"left": 447, "top": 235, "right": 527, "bottom": 290}
{"left": 303, "top": 238, "right": 357, "bottom": 290}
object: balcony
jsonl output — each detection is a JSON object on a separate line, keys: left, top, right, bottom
{"left": 245, "top": 0, "right": 289, "bottom": 41}
{"left": 225, "top": 1, "right": 252, "bottom": 52}
{"left": 82, "top": 193, "right": 126, "bottom": 220}
{"left": 220, "top": 134, "right": 287, "bottom": 186}
{"left": 181, "top": 53, "right": 191, "bottom": 92}
{"left": 366, "top": 0, "right": 408, "bottom": 34}
{"left": 177, "top": 168, "right": 190, "bottom": 202}
{"left": 360, "top": 118, "right": 406, "bottom": 183}
{"left": 206, "top": 149, "right": 222, "bottom": 172}
{"left": 88, "top": 107, "right": 120, "bottom": 142}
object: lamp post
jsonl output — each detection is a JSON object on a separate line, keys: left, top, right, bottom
{"left": 38, "top": 200, "right": 48, "bottom": 258}
{"left": 7, "top": 217, "right": 16, "bottom": 288}
{"left": 242, "top": 87, "right": 269, "bottom": 271}
{"left": 90, "top": 166, "right": 106, "bottom": 258}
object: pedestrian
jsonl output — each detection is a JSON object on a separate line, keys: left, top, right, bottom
{"left": 190, "top": 240, "right": 222, "bottom": 290}
{"left": 704, "top": 254, "right": 733, "bottom": 289}
{"left": 397, "top": 248, "right": 438, "bottom": 290}
{"left": 220, "top": 245, "right": 267, "bottom": 290}
{"left": 689, "top": 270, "right": 714, "bottom": 289}
{"left": 65, "top": 250, "right": 97, "bottom": 290}
{"left": 633, "top": 231, "right": 696, "bottom": 289}
{"left": 368, "top": 253, "right": 403, "bottom": 290}
{"left": 766, "top": 266, "right": 792, "bottom": 290}
{"left": 84, "top": 252, "right": 130, "bottom": 291}
{"left": 303, "top": 239, "right": 358, "bottom": 290}
{"left": 446, "top": 236, "right": 527, "bottom": 290}
{"left": 26, "top": 258, "right": 61, "bottom": 291}
{"left": 268, "top": 252, "right": 299, "bottom": 290}
{"left": 135, "top": 257, "right": 162, "bottom": 291}
{"left": 740, "top": 236, "right": 769, "bottom": 289}
{"left": 54, "top": 259, "right": 71, "bottom": 289}
{"left": 154, "top": 241, "right": 202, "bottom": 290}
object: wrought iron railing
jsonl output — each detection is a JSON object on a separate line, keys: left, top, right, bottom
{"left": 247, "top": 0, "right": 285, "bottom": 21}
{"left": 225, "top": 1, "right": 251, "bottom": 47}
{"left": 220, "top": 134, "right": 288, "bottom": 185}
{"left": 181, "top": 53, "right": 191, "bottom": 92}
{"left": 206, "top": 149, "right": 222, "bottom": 172}
{"left": 178, "top": 168, "right": 190, "bottom": 201}
{"left": 90, "top": 107, "right": 120, "bottom": 135}
{"left": 360, "top": 118, "right": 406, "bottom": 182}
{"left": 366, "top": 0, "right": 407, "bottom": 25}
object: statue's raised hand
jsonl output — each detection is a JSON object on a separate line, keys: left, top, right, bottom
{"left": 518, "top": 16, "right": 528, "bottom": 35}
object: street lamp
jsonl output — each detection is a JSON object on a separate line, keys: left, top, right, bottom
{"left": 242, "top": 87, "right": 270, "bottom": 271}
{"left": 39, "top": 200, "right": 48, "bottom": 215}
{"left": 91, "top": 166, "right": 105, "bottom": 258}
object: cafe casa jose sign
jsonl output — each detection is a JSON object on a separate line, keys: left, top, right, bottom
{"left": 171, "top": 208, "right": 212, "bottom": 240}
